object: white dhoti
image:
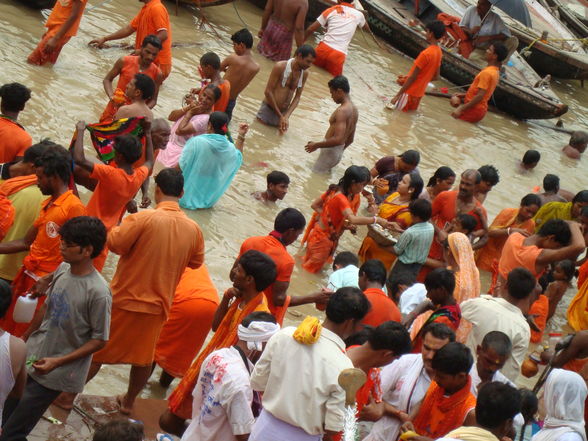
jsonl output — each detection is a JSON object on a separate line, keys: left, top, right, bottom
{"left": 312, "top": 145, "right": 345, "bottom": 174}
{"left": 249, "top": 409, "right": 323, "bottom": 441}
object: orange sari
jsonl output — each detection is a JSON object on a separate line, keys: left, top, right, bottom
{"left": 567, "top": 277, "right": 588, "bottom": 332}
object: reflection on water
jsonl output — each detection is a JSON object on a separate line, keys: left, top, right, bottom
{"left": 1, "top": 0, "right": 586, "bottom": 400}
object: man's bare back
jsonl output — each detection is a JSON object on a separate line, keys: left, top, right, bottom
{"left": 269, "top": 0, "right": 308, "bottom": 31}
{"left": 115, "top": 101, "right": 153, "bottom": 121}
{"left": 222, "top": 53, "right": 260, "bottom": 100}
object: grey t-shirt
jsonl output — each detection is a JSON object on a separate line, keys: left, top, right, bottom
{"left": 27, "top": 263, "right": 112, "bottom": 393}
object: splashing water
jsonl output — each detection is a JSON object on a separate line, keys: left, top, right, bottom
{"left": 343, "top": 404, "right": 359, "bottom": 441}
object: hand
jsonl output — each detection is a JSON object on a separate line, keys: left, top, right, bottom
{"left": 224, "top": 287, "right": 241, "bottom": 300}
{"left": 33, "top": 357, "right": 61, "bottom": 375}
{"left": 75, "top": 120, "right": 87, "bottom": 133}
{"left": 140, "top": 118, "right": 152, "bottom": 134}
{"left": 390, "top": 94, "right": 400, "bottom": 105}
{"left": 258, "top": 29, "right": 264, "bottom": 38}
{"left": 358, "top": 394, "right": 384, "bottom": 421}
{"left": 305, "top": 142, "right": 319, "bottom": 153}
{"left": 189, "top": 87, "right": 201, "bottom": 96}
{"left": 451, "top": 105, "right": 465, "bottom": 119}
{"left": 401, "top": 421, "right": 416, "bottom": 434}
{"left": 89, "top": 37, "right": 107, "bottom": 48}
{"left": 437, "top": 230, "right": 448, "bottom": 243}
{"left": 398, "top": 411, "right": 411, "bottom": 423}
{"left": 279, "top": 116, "right": 289, "bottom": 134}
{"left": 126, "top": 199, "right": 138, "bottom": 214}
{"left": 238, "top": 123, "right": 249, "bottom": 137}
{"left": 140, "top": 195, "right": 151, "bottom": 208}
{"left": 386, "top": 221, "right": 404, "bottom": 233}
{"left": 31, "top": 276, "right": 51, "bottom": 298}
{"left": 44, "top": 36, "right": 59, "bottom": 53}
{"left": 313, "top": 288, "right": 334, "bottom": 304}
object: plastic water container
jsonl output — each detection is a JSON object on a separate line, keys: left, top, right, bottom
{"left": 12, "top": 294, "right": 38, "bottom": 323}
{"left": 548, "top": 332, "right": 562, "bottom": 350}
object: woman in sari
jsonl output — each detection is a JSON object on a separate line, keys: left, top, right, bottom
{"left": 358, "top": 173, "right": 424, "bottom": 270}
{"left": 419, "top": 166, "right": 456, "bottom": 202}
{"left": 302, "top": 165, "right": 394, "bottom": 274}
{"left": 533, "top": 190, "right": 588, "bottom": 232}
{"left": 476, "top": 194, "right": 542, "bottom": 273}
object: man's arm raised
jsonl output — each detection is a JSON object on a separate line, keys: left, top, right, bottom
{"left": 536, "top": 221, "right": 585, "bottom": 267}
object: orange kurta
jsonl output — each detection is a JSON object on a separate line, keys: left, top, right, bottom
{"left": 498, "top": 232, "right": 542, "bottom": 279}
{"left": 362, "top": 288, "right": 401, "bottom": 327}
{"left": 154, "top": 265, "right": 219, "bottom": 377}
{"left": 238, "top": 234, "right": 294, "bottom": 324}
{"left": 130, "top": 0, "right": 172, "bottom": 71}
{"left": 476, "top": 208, "right": 535, "bottom": 273}
{"left": 405, "top": 45, "right": 443, "bottom": 99}
{"left": 459, "top": 66, "right": 499, "bottom": 123}
{"left": 0, "top": 117, "right": 32, "bottom": 163}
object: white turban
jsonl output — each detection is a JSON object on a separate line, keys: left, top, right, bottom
{"left": 238, "top": 321, "right": 281, "bottom": 351}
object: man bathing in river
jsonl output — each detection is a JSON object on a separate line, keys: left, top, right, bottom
{"left": 305, "top": 75, "right": 358, "bottom": 174}
{"left": 258, "top": 0, "right": 309, "bottom": 61}
{"left": 257, "top": 45, "right": 315, "bottom": 134}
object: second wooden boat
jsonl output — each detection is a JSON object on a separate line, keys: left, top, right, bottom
{"left": 545, "top": 0, "right": 588, "bottom": 36}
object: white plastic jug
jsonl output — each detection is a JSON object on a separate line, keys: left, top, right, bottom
{"left": 13, "top": 294, "right": 38, "bottom": 323}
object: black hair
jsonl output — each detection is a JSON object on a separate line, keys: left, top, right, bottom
{"left": 426, "top": 20, "right": 446, "bottom": 39}
{"left": 368, "top": 321, "right": 412, "bottom": 355}
{"left": 492, "top": 42, "right": 509, "bottom": 62}
{"left": 570, "top": 131, "right": 588, "bottom": 147}
{"left": 427, "top": 166, "right": 455, "bottom": 187}
{"left": 200, "top": 51, "right": 221, "bottom": 69}
{"left": 274, "top": 208, "right": 306, "bottom": 233}
{"left": 204, "top": 84, "right": 222, "bottom": 103}
{"left": 209, "top": 111, "right": 229, "bottom": 135}
{"left": 478, "top": 164, "right": 500, "bottom": 186}
{"left": 554, "top": 259, "right": 575, "bottom": 282}
{"left": 133, "top": 73, "right": 155, "bottom": 101}
{"left": 35, "top": 144, "right": 72, "bottom": 183}
{"left": 409, "top": 199, "right": 432, "bottom": 222}
{"left": 506, "top": 267, "right": 537, "bottom": 300}
{"left": 328, "top": 75, "right": 350, "bottom": 94}
{"left": 113, "top": 134, "right": 142, "bottom": 164}
{"left": 543, "top": 174, "right": 560, "bottom": 193}
{"left": 581, "top": 206, "right": 588, "bottom": 218}
{"left": 476, "top": 383, "right": 521, "bottom": 429}
{"left": 572, "top": 190, "right": 588, "bottom": 204}
{"left": 519, "top": 389, "right": 539, "bottom": 422}
{"left": 408, "top": 173, "right": 424, "bottom": 201}
{"left": 400, "top": 150, "right": 420, "bottom": 166}
{"left": 422, "top": 322, "right": 456, "bottom": 342}
{"left": 344, "top": 327, "right": 372, "bottom": 347}
{"left": 522, "top": 150, "right": 541, "bottom": 165}
{"left": 424, "top": 268, "right": 456, "bottom": 296}
{"left": 295, "top": 44, "right": 316, "bottom": 58}
{"left": 333, "top": 251, "right": 359, "bottom": 268}
{"left": 155, "top": 168, "right": 184, "bottom": 197}
{"left": 457, "top": 213, "right": 478, "bottom": 234}
{"left": 0, "top": 82, "right": 31, "bottom": 112}
{"left": 93, "top": 420, "right": 144, "bottom": 441}
{"left": 141, "top": 34, "right": 162, "bottom": 50}
{"left": 267, "top": 170, "right": 290, "bottom": 186}
{"left": 462, "top": 169, "right": 482, "bottom": 184}
{"left": 538, "top": 219, "right": 571, "bottom": 246}
{"left": 59, "top": 216, "right": 107, "bottom": 258}
{"left": 326, "top": 286, "right": 370, "bottom": 324}
{"left": 521, "top": 193, "right": 542, "bottom": 207}
{"left": 481, "top": 331, "right": 512, "bottom": 356}
{"left": 241, "top": 311, "right": 277, "bottom": 327}
{"left": 238, "top": 250, "right": 278, "bottom": 292}
{"left": 23, "top": 140, "right": 56, "bottom": 164}
{"left": 432, "top": 342, "right": 473, "bottom": 375}
{"left": 231, "top": 28, "right": 254, "bottom": 48}
{"left": 0, "top": 280, "right": 11, "bottom": 319}
{"left": 386, "top": 273, "right": 416, "bottom": 298}
{"left": 359, "top": 259, "right": 387, "bottom": 286}
{"left": 338, "top": 165, "right": 370, "bottom": 196}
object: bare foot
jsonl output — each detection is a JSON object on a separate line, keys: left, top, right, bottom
{"left": 116, "top": 394, "right": 132, "bottom": 415}
{"left": 52, "top": 392, "right": 76, "bottom": 411}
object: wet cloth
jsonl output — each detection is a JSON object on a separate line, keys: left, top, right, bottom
{"left": 256, "top": 101, "right": 281, "bottom": 126}
{"left": 395, "top": 93, "right": 422, "bottom": 112}
{"left": 312, "top": 144, "right": 345, "bottom": 174}
{"left": 258, "top": 17, "right": 294, "bottom": 62}
{"left": 157, "top": 114, "right": 209, "bottom": 168}
{"left": 0, "top": 116, "right": 32, "bottom": 163}
{"left": 179, "top": 134, "right": 243, "bottom": 209}
{"left": 314, "top": 41, "right": 347, "bottom": 76}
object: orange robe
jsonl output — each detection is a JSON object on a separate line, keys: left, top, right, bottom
{"left": 529, "top": 294, "right": 548, "bottom": 343}
{"left": 413, "top": 378, "right": 476, "bottom": 438}
{"left": 302, "top": 191, "right": 360, "bottom": 273}
{"left": 154, "top": 265, "right": 219, "bottom": 378}
{"left": 167, "top": 293, "right": 269, "bottom": 420}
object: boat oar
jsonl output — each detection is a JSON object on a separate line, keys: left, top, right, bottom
{"left": 338, "top": 368, "right": 367, "bottom": 441}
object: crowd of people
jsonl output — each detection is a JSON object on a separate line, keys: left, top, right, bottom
{"left": 1, "top": 0, "right": 588, "bottom": 440}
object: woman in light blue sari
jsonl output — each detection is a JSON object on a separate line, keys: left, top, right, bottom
{"left": 179, "top": 112, "right": 248, "bottom": 209}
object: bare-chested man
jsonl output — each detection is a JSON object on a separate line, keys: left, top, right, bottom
{"left": 258, "top": 0, "right": 308, "bottom": 61}
{"left": 256, "top": 44, "right": 315, "bottom": 134}
{"left": 221, "top": 29, "right": 260, "bottom": 121}
{"left": 305, "top": 75, "right": 358, "bottom": 174}
{"left": 115, "top": 73, "right": 155, "bottom": 121}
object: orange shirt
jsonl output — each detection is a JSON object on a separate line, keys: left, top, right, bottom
{"left": 498, "top": 232, "right": 542, "bottom": 279}
{"left": 405, "top": 45, "right": 442, "bottom": 98}
{"left": 130, "top": 0, "right": 172, "bottom": 66}
{"left": 362, "top": 287, "right": 401, "bottom": 327}
{"left": 464, "top": 66, "right": 499, "bottom": 114}
{"left": 117, "top": 55, "right": 162, "bottom": 93}
{"left": 87, "top": 163, "right": 148, "bottom": 231}
{"left": 238, "top": 234, "right": 294, "bottom": 316}
{"left": 213, "top": 81, "right": 231, "bottom": 113}
{"left": 0, "top": 117, "right": 32, "bottom": 163}
{"left": 29, "top": 190, "right": 86, "bottom": 273}
{"left": 107, "top": 201, "right": 204, "bottom": 316}
{"left": 45, "top": 0, "right": 88, "bottom": 37}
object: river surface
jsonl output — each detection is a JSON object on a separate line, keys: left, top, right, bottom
{"left": 1, "top": 0, "right": 587, "bottom": 422}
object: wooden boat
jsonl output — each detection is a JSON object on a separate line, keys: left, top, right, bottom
{"left": 16, "top": 0, "right": 55, "bottom": 8}
{"left": 544, "top": 0, "right": 588, "bottom": 36}
{"left": 249, "top": 0, "right": 567, "bottom": 119}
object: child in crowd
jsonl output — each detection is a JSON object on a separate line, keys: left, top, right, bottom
{"left": 193, "top": 52, "right": 231, "bottom": 113}
{"left": 327, "top": 251, "right": 360, "bottom": 291}
{"left": 253, "top": 170, "right": 290, "bottom": 202}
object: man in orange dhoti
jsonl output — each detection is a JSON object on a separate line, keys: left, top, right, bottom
{"left": 402, "top": 342, "right": 476, "bottom": 441}
{"left": 0, "top": 146, "right": 86, "bottom": 337}
{"left": 159, "top": 250, "right": 277, "bottom": 437}
{"left": 28, "top": 0, "right": 88, "bottom": 66}
{"left": 154, "top": 264, "right": 219, "bottom": 387}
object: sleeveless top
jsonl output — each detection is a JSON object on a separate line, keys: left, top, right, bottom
{"left": 0, "top": 331, "right": 15, "bottom": 425}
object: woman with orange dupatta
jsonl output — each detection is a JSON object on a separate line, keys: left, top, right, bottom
{"left": 160, "top": 250, "right": 276, "bottom": 436}
{"left": 302, "top": 165, "right": 394, "bottom": 274}
{"left": 358, "top": 173, "right": 424, "bottom": 270}
{"left": 476, "top": 194, "right": 541, "bottom": 273}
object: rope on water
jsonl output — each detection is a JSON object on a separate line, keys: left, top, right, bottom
{"left": 521, "top": 35, "right": 588, "bottom": 55}
{"left": 233, "top": 0, "right": 252, "bottom": 30}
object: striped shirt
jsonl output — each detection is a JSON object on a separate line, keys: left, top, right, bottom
{"left": 394, "top": 222, "right": 434, "bottom": 264}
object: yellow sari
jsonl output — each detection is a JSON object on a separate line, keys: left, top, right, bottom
{"left": 533, "top": 201, "right": 572, "bottom": 232}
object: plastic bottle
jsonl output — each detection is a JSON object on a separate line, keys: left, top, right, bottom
{"left": 13, "top": 294, "right": 38, "bottom": 323}
{"left": 548, "top": 332, "right": 562, "bottom": 350}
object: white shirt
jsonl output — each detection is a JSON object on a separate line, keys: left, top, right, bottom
{"left": 250, "top": 326, "right": 353, "bottom": 435}
{"left": 317, "top": 4, "right": 366, "bottom": 54}
{"left": 365, "top": 354, "right": 431, "bottom": 441}
{"left": 461, "top": 295, "right": 530, "bottom": 382}
{"left": 181, "top": 347, "right": 254, "bottom": 441}
{"left": 459, "top": 5, "right": 511, "bottom": 38}
{"left": 469, "top": 363, "right": 514, "bottom": 397}
{"left": 399, "top": 283, "right": 427, "bottom": 315}
{"left": 327, "top": 265, "right": 359, "bottom": 291}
